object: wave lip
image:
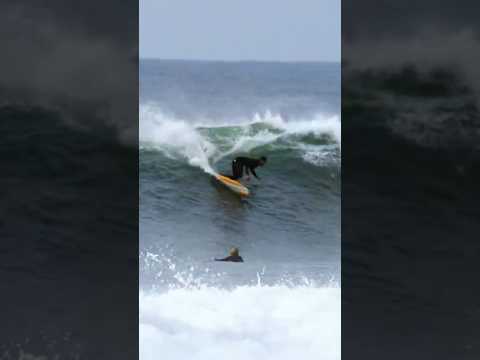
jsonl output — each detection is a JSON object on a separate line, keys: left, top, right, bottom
{"left": 140, "top": 105, "right": 341, "bottom": 173}
{"left": 140, "top": 106, "right": 216, "bottom": 173}
{"left": 140, "top": 285, "right": 340, "bottom": 360}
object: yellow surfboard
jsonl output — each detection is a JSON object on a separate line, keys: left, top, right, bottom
{"left": 214, "top": 174, "right": 250, "bottom": 197}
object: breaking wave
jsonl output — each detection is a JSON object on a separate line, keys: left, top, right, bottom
{"left": 139, "top": 105, "right": 341, "bottom": 173}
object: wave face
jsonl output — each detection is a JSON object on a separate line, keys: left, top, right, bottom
{"left": 140, "top": 60, "right": 341, "bottom": 359}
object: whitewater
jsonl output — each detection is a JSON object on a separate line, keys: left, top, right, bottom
{"left": 140, "top": 285, "right": 340, "bottom": 360}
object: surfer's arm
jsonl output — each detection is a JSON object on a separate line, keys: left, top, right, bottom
{"left": 250, "top": 167, "right": 259, "bottom": 179}
{"left": 214, "top": 256, "right": 243, "bottom": 262}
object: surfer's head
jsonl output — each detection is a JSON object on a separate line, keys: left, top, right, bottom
{"left": 259, "top": 156, "right": 267, "bottom": 166}
{"left": 229, "top": 247, "right": 239, "bottom": 256}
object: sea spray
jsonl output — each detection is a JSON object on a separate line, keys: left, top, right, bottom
{"left": 140, "top": 105, "right": 216, "bottom": 174}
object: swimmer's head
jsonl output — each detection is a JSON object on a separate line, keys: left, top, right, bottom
{"left": 229, "top": 247, "right": 239, "bottom": 256}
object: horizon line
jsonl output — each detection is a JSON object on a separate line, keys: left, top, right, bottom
{"left": 139, "top": 57, "right": 340, "bottom": 64}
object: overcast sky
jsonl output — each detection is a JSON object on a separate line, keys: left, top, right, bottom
{"left": 140, "top": 0, "right": 340, "bottom": 62}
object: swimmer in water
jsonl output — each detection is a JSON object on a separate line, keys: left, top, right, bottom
{"left": 215, "top": 247, "right": 244, "bottom": 262}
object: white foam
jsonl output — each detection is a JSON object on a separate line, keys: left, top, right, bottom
{"left": 140, "top": 105, "right": 216, "bottom": 174}
{"left": 254, "top": 110, "right": 341, "bottom": 146}
{"left": 292, "top": 143, "right": 339, "bottom": 167}
{"left": 140, "top": 285, "right": 340, "bottom": 360}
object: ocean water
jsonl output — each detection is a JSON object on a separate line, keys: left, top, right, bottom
{"left": 342, "top": 64, "right": 480, "bottom": 358}
{"left": 139, "top": 60, "right": 341, "bottom": 359}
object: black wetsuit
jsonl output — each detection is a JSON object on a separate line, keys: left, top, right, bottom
{"left": 231, "top": 157, "right": 262, "bottom": 180}
{"left": 215, "top": 255, "right": 244, "bottom": 263}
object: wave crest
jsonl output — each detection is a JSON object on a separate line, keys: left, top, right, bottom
{"left": 140, "top": 105, "right": 341, "bottom": 173}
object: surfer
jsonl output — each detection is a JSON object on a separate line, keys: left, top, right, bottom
{"left": 215, "top": 247, "right": 244, "bottom": 262}
{"left": 230, "top": 156, "right": 267, "bottom": 180}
